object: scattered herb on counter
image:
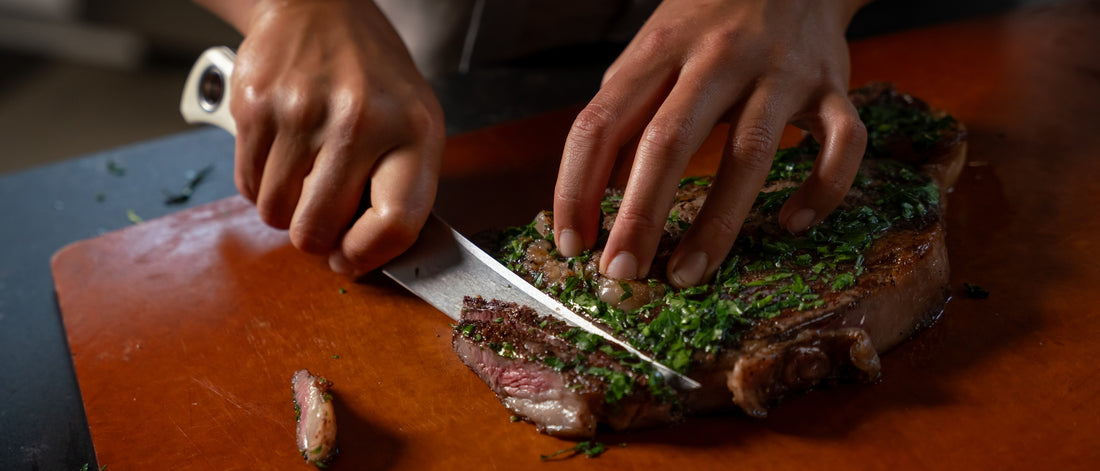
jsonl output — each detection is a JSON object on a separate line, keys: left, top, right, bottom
{"left": 331, "top": 354, "right": 340, "bottom": 359}
{"left": 106, "top": 159, "right": 125, "bottom": 176}
{"left": 509, "top": 415, "right": 521, "bottom": 422}
{"left": 964, "top": 283, "right": 990, "bottom": 299}
{"left": 164, "top": 164, "right": 214, "bottom": 205}
{"left": 126, "top": 209, "right": 144, "bottom": 224}
{"left": 540, "top": 441, "right": 608, "bottom": 460}
{"left": 338, "top": 287, "right": 347, "bottom": 294}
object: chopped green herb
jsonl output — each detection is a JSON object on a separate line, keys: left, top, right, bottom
{"left": 106, "top": 159, "right": 126, "bottom": 176}
{"left": 964, "top": 283, "right": 990, "bottom": 299}
{"left": 331, "top": 354, "right": 340, "bottom": 359}
{"left": 509, "top": 415, "right": 521, "bottom": 422}
{"left": 126, "top": 209, "right": 143, "bottom": 224}
{"left": 164, "top": 165, "right": 214, "bottom": 205}
{"left": 600, "top": 194, "right": 623, "bottom": 213}
{"left": 540, "top": 441, "right": 608, "bottom": 460}
{"left": 338, "top": 287, "right": 347, "bottom": 294}
{"left": 618, "top": 281, "right": 633, "bottom": 301}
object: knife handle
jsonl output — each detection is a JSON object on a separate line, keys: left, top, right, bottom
{"left": 180, "top": 46, "right": 238, "bottom": 136}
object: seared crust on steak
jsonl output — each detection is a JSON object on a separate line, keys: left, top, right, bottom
{"left": 454, "top": 83, "right": 966, "bottom": 437}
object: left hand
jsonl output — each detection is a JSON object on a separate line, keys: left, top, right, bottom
{"left": 552, "top": 0, "right": 870, "bottom": 288}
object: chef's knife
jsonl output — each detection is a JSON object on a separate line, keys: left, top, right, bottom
{"left": 180, "top": 46, "right": 701, "bottom": 391}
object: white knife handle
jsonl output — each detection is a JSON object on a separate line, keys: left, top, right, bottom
{"left": 180, "top": 46, "right": 238, "bottom": 136}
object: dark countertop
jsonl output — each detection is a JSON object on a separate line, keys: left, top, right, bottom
{"left": 0, "top": 2, "right": 1053, "bottom": 469}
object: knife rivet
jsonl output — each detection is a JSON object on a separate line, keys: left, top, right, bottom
{"left": 198, "top": 66, "right": 225, "bottom": 112}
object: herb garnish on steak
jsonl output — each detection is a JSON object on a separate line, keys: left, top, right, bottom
{"left": 453, "top": 83, "right": 966, "bottom": 437}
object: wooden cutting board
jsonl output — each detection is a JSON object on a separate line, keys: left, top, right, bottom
{"left": 53, "top": 4, "right": 1100, "bottom": 470}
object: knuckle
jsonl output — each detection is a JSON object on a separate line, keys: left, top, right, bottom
{"left": 233, "top": 171, "right": 257, "bottom": 202}
{"left": 404, "top": 99, "right": 444, "bottom": 141}
{"left": 808, "top": 172, "right": 852, "bottom": 200}
{"left": 372, "top": 206, "right": 424, "bottom": 251}
{"left": 289, "top": 220, "right": 335, "bottom": 255}
{"left": 634, "top": 25, "right": 677, "bottom": 56}
{"left": 276, "top": 88, "right": 323, "bottom": 131}
{"left": 698, "top": 26, "right": 741, "bottom": 54}
{"left": 641, "top": 116, "right": 696, "bottom": 159}
{"left": 614, "top": 207, "right": 666, "bottom": 236}
{"left": 841, "top": 113, "right": 869, "bottom": 148}
{"left": 730, "top": 123, "right": 777, "bottom": 170}
{"left": 700, "top": 211, "right": 743, "bottom": 242}
{"left": 231, "top": 84, "right": 272, "bottom": 125}
{"left": 255, "top": 198, "right": 292, "bottom": 230}
{"left": 327, "top": 90, "right": 371, "bottom": 141}
{"left": 570, "top": 102, "right": 617, "bottom": 145}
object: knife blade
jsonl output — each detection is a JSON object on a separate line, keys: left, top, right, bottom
{"left": 180, "top": 46, "right": 701, "bottom": 391}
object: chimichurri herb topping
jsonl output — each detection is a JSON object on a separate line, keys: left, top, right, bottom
{"left": 860, "top": 101, "right": 957, "bottom": 157}
{"left": 492, "top": 97, "right": 952, "bottom": 403}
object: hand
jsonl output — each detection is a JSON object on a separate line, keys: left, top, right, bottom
{"left": 553, "top": 0, "right": 870, "bottom": 288}
{"left": 219, "top": 0, "right": 445, "bottom": 276}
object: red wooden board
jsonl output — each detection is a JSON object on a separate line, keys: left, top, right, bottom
{"left": 53, "top": 3, "right": 1100, "bottom": 469}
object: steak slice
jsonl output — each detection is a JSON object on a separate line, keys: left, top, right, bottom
{"left": 453, "top": 297, "right": 680, "bottom": 437}
{"left": 453, "top": 83, "right": 967, "bottom": 437}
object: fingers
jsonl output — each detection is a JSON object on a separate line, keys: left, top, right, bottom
{"left": 777, "top": 92, "right": 866, "bottom": 232}
{"left": 231, "top": 69, "right": 327, "bottom": 230}
{"left": 229, "top": 71, "right": 274, "bottom": 204}
{"left": 666, "top": 88, "right": 797, "bottom": 288}
{"left": 292, "top": 92, "right": 444, "bottom": 265}
{"left": 287, "top": 141, "right": 371, "bottom": 255}
{"left": 553, "top": 60, "right": 676, "bottom": 258}
{"left": 598, "top": 72, "right": 748, "bottom": 280}
{"left": 328, "top": 140, "right": 442, "bottom": 276}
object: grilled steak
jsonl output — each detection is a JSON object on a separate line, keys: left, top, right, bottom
{"left": 453, "top": 83, "right": 967, "bottom": 437}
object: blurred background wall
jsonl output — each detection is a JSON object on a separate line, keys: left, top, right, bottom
{"left": 0, "top": 0, "right": 1058, "bottom": 175}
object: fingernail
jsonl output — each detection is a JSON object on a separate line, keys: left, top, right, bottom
{"left": 787, "top": 208, "right": 816, "bottom": 233}
{"left": 558, "top": 229, "right": 584, "bottom": 258}
{"left": 604, "top": 252, "right": 638, "bottom": 280}
{"left": 670, "top": 251, "right": 708, "bottom": 288}
{"left": 329, "top": 252, "right": 364, "bottom": 278}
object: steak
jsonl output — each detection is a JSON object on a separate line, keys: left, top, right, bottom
{"left": 292, "top": 369, "right": 338, "bottom": 465}
{"left": 452, "top": 83, "right": 967, "bottom": 437}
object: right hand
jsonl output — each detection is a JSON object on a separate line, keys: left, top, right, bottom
{"left": 226, "top": 0, "right": 445, "bottom": 276}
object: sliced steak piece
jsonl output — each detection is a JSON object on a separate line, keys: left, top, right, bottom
{"left": 453, "top": 297, "right": 681, "bottom": 437}
{"left": 292, "top": 369, "right": 337, "bottom": 465}
{"left": 454, "top": 83, "right": 967, "bottom": 437}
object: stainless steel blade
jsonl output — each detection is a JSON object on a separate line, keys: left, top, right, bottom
{"left": 383, "top": 213, "right": 702, "bottom": 391}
